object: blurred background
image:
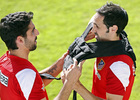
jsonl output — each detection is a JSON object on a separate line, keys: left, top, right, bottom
{"left": 0, "top": 0, "right": 139, "bottom": 99}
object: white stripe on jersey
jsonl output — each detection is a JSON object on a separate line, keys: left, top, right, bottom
{"left": 110, "top": 61, "right": 130, "bottom": 91}
{"left": 16, "top": 69, "right": 36, "bottom": 100}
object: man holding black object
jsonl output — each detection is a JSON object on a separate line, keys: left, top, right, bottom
{"left": 63, "top": 2, "right": 136, "bottom": 100}
{"left": 0, "top": 11, "right": 85, "bottom": 100}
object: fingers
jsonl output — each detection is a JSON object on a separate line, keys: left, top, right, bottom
{"left": 67, "top": 64, "right": 73, "bottom": 71}
{"left": 79, "top": 60, "right": 85, "bottom": 71}
{"left": 61, "top": 58, "right": 84, "bottom": 87}
{"left": 73, "top": 58, "right": 85, "bottom": 69}
{"left": 63, "top": 50, "right": 69, "bottom": 58}
{"left": 80, "top": 60, "right": 85, "bottom": 65}
{"left": 67, "top": 58, "right": 84, "bottom": 74}
{"left": 73, "top": 58, "right": 78, "bottom": 68}
{"left": 61, "top": 70, "right": 66, "bottom": 84}
{"left": 85, "top": 30, "right": 95, "bottom": 41}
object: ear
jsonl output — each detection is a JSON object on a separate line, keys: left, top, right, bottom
{"left": 16, "top": 36, "right": 24, "bottom": 44}
{"left": 109, "top": 25, "right": 118, "bottom": 33}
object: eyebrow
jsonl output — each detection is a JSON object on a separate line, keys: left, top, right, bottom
{"left": 93, "top": 23, "right": 99, "bottom": 28}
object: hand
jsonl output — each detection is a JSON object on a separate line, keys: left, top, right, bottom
{"left": 84, "top": 29, "right": 95, "bottom": 41}
{"left": 61, "top": 70, "right": 65, "bottom": 84}
{"left": 54, "top": 59, "right": 84, "bottom": 100}
{"left": 57, "top": 50, "right": 69, "bottom": 68}
{"left": 61, "top": 59, "right": 85, "bottom": 87}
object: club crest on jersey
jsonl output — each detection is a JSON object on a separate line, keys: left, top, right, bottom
{"left": 98, "top": 59, "right": 105, "bottom": 70}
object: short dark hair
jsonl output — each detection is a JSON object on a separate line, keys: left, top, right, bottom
{"left": 96, "top": 2, "right": 128, "bottom": 35}
{"left": 0, "top": 11, "right": 33, "bottom": 50}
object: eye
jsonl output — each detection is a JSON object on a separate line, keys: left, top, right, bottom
{"left": 32, "top": 27, "right": 35, "bottom": 35}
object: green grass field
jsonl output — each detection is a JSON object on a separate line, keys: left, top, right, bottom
{"left": 0, "top": 0, "right": 140, "bottom": 99}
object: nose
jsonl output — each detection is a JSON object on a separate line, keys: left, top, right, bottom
{"left": 91, "top": 24, "right": 97, "bottom": 33}
{"left": 34, "top": 29, "right": 39, "bottom": 36}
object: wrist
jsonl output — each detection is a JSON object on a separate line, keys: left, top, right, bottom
{"left": 73, "top": 81, "right": 81, "bottom": 91}
{"left": 63, "top": 80, "right": 73, "bottom": 90}
{"left": 57, "top": 58, "right": 64, "bottom": 68}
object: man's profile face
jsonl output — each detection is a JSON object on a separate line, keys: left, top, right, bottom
{"left": 89, "top": 13, "right": 110, "bottom": 41}
{"left": 24, "top": 21, "right": 39, "bottom": 51}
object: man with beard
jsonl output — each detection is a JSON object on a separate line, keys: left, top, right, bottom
{"left": 0, "top": 11, "right": 84, "bottom": 100}
{"left": 65, "top": 2, "right": 135, "bottom": 100}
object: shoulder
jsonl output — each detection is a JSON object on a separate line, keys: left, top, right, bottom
{"left": 109, "top": 61, "right": 132, "bottom": 89}
{"left": 10, "top": 56, "right": 36, "bottom": 74}
{"left": 112, "top": 55, "right": 133, "bottom": 64}
{"left": 15, "top": 68, "right": 37, "bottom": 99}
{"left": 101, "top": 55, "right": 134, "bottom": 66}
{"left": 110, "top": 61, "right": 130, "bottom": 76}
{"left": 109, "top": 55, "right": 133, "bottom": 78}
{"left": 16, "top": 68, "right": 36, "bottom": 79}
{"left": 16, "top": 68, "right": 36, "bottom": 87}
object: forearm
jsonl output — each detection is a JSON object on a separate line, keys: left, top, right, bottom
{"left": 39, "top": 59, "right": 62, "bottom": 77}
{"left": 54, "top": 80, "right": 73, "bottom": 100}
{"left": 39, "top": 59, "right": 63, "bottom": 86}
{"left": 40, "top": 52, "right": 68, "bottom": 86}
{"left": 74, "top": 82, "right": 102, "bottom": 100}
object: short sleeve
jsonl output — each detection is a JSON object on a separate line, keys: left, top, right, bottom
{"left": 16, "top": 69, "right": 36, "bottom": 100}
{"left": 106, "top": 61, "right": 130, "bottom": 95}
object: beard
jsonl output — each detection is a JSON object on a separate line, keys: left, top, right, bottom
{"left": 95, "top": 29, "right": 109, "bottom": 41}
{"left": 29, "top": 44, "right": 37, "bottom": 51}
{"left": 24, "top": 37, "right": 37, "bottom": 51}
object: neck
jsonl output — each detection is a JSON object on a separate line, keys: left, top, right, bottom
{"left": 110, "top": 36, "right": 120, "bottom": 41}
{"left": 107, "top": 32, "right": 120, "bottom": 41}
{"left": 9, "top": 49, "right": 29, "bottom": 60}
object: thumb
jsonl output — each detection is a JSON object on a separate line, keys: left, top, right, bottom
{"left": 79, "top": 60, "right": 85, "bottom": 72}
{"left": 73, "top": 58, "right": 78, "bottom": 68}
{"left": 61, "top": 69, "right": 66, "bottom": 84}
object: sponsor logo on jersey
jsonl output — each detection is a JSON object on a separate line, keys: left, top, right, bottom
{"left": 0, "top": 70, "right": 8, "bottom": 87}
{"left": 98, "top": 59, "right": 105, "bottom": 70}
